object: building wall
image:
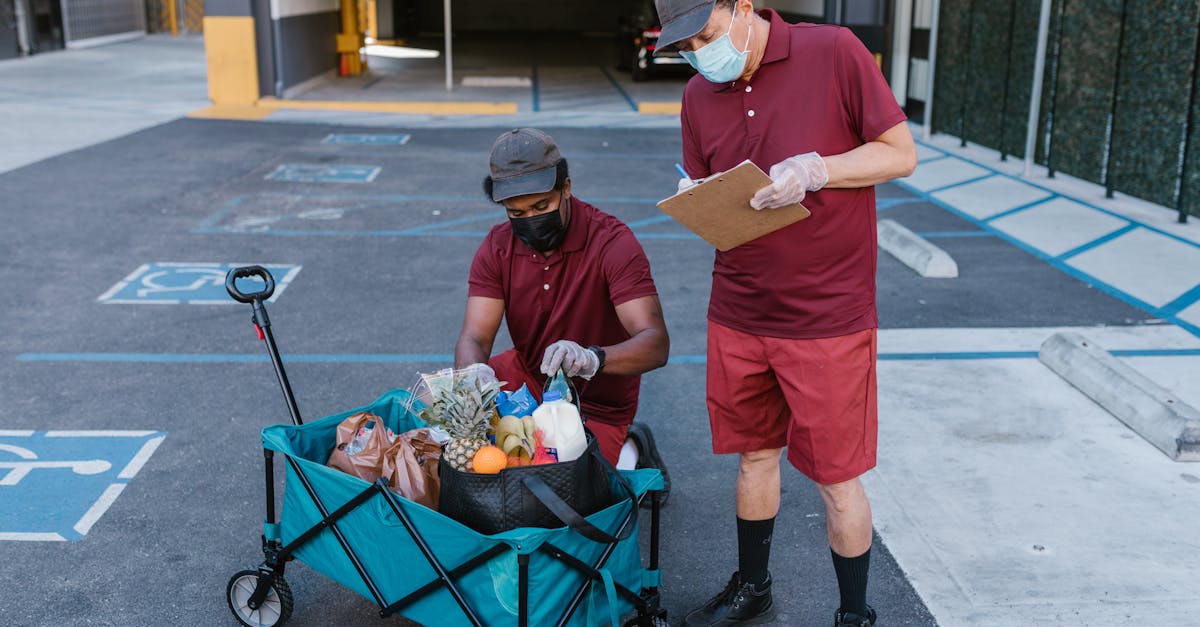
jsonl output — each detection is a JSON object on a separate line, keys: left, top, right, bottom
{"left": 271, "top": 0, "right": 338, "bottom": 91}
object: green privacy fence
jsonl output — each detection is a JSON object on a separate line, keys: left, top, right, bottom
{"left": 930, "top": 0, "right": 1200, "bottom": 220}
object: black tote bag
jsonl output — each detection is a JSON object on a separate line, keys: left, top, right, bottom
{"left": 437, "top": 431, "right": 635, "bottom": 539}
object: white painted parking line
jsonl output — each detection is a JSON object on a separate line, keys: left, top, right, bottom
{"left": 73, "top": 484, "right": 125, "bottom": 536}
{"left": 989, "top": 197, "right": 1130, "bottom": 256}
{"left": 0, "top": 532, "right": 66, "bottom": 542}
{"left": 931, "top": 175, "right": 1052, "bottom": 220}
{"left": 1067, "top": 228, "right": 1200, "bottom": 308}
{"left": 899, "top": 157, "right": 990, "bottom": 192}
{"left": 117, "top": 436, "right": 164, "bottom": 479}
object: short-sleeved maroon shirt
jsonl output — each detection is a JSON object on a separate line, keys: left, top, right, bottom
{"left": 680, "top": 9, "right": 907, "bottom": 339}
{"left": 468, "top": 196, "right": 659, "bottom": 426}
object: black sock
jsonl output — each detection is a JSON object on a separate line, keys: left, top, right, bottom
{"left": 831, "top": 547, "right": 870, "bottom": 615}
{"left": 736, "top": 517, "right": 774, "bottom": 588}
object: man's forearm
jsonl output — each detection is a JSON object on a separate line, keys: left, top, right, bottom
{"left": 822, "top": 139, "right": 917, "bottom": 189}
{"left": 454, "top": 336, "right": 491, "bottom": 369}
{"left": 599, "top": 328, "right": 669, "bottom": 376}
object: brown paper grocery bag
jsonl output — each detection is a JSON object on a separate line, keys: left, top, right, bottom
{"left": 326, "top": 412, "right": 392, "bottom": 484}
{"left": 383, "top": 428, "right": 443, "bottom": 510}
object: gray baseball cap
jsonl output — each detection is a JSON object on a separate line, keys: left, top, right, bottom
{"left": 486, "top": 128, "right": 562, "bottom": 202}
{"left": 654, "top": 0, "right": 717, "bottom": 56}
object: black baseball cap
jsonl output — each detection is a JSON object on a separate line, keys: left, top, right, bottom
{"left": 654, "top": 0, "right": 717, "bottom": 56}
{"left": 486, "top": 128, "right": 563, "bottom": 202}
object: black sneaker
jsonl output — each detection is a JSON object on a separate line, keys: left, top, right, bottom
{"left": 834, "top": 605, "right": 876, "bottom": 626}
{"left": 626, "top": 422, "right": 671, "bottom": 507}
{"left": 683, "top": 571, "right": 774, "bottom": 626}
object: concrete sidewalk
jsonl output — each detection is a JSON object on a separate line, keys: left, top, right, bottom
{"left": 4, "top": 34, "right": 1200, "bottom": 626}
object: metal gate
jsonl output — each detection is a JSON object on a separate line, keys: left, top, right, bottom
{"left": 61, "top": 0, "right": 144, "bottom": 46}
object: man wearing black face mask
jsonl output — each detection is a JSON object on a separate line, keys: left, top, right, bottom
{"left": 454, "top": 129, "right": 672, "bottom": 491}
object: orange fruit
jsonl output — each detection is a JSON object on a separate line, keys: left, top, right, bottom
{"left": 472, "top": 445, "right": 508, "bottom": 474}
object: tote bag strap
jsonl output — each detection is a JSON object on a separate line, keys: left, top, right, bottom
{"left": 520, "top": 446, "right": 637, "bottom": 544}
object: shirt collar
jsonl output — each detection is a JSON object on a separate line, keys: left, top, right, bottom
{"left": 710, "top": 8, "right": 791, "bottom": 92}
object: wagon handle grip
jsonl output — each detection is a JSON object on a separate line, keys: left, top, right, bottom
{"left": 225, "top": 265, "right": 276, "bottom": 304}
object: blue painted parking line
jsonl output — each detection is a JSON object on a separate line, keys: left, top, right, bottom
{"left": 17, "top": 348, "right": 1200, "bottom": 364}
{"left": 0, "top": 431, "right": 165, "bottom": 541}
{"left": 916, "top": 231, "right": 994, "bottom": 239}
{"left": 97, "top": 263, "right": 301, "bottom": 304}
{"left": 1161, "top": 284, "right": 1200, "bottom": 316}
{"left": 877, "top": 197, "right": 924, "bottom": 211}
{"left": 899, "top": 144, "right": 1200, "bottom": 338}
{"left": 599, "top": 66, "right": 639, "bottom": 112}
{"left": 192, "top": 193, "right": 690, "bottom": 239}
{"left": 980, "top": 196, "right": 1058, "bottom": 222}
{"left": 1055, "top": 224, "right": 1138, "bottom": 260}
{"left": 322, "top": 133, "right": 411, "bottom": 146}
{"left": 924, "top": 173, "right": 996, "bottom": 195}
{"left": 265, "top": 164, "right": 382, "bottom": 184}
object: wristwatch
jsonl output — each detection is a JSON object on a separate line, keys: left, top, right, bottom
{"left": 587, "top": 345, "right": 606, "bottom": 373}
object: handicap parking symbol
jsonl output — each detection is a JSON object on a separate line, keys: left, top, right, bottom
{"left": 265, "top": 164, "right": 382, "bottom": 184}
{"left": 97, "top": 263, "right": 301, "bottom": 304}
{"left": 0, "top": 431, "right": 166, "bottom": 541}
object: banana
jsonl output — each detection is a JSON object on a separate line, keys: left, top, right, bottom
{"left": 500, "top": 433, "right": 520, "bottom": 454}
{"left": 521, "top": 416, "right": 538, "bottom": 442}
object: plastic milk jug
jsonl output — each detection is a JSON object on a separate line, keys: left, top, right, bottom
{"left": 533, "top": 391, "right": 587, "bottom": 462}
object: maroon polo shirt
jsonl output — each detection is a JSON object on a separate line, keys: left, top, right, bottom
{"left": 468, "top": 196, "right": 658, "bottom": 426}
{"left": 680, "top": 9, "right": 907, "bottom": 339}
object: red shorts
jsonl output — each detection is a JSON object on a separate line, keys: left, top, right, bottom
{"left": 705, "top": 321, "right": 878, "bottom": 485}
{"left": 489, "top": 349, "right": 627, "bottom": 465}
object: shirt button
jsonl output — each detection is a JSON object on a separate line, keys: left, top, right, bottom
{"left": 543, "top": 284, "right": 550, "bottom": 290}
{"left": 748, "top": 109, "right": 756, "bottom": 117}
{"left": 745, "top": 85, "right": 752, "bottom": 93}
{"left": 544, "top": 266, "right": 550, "bottom": 271}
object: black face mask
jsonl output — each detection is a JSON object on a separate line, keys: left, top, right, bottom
{"left": 510, "top": 193, "right": 569, "bottom": 252}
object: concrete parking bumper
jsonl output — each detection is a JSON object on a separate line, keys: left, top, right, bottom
{"left": 1039, "top": 331, "right": 1200, "bottom": 461}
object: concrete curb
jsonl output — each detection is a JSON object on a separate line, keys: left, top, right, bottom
{"left": 1038, "top": 332, "right": 1200, "bottom": 461}
{"left": 877, "top": 219, "right": 958, "bottom": 278}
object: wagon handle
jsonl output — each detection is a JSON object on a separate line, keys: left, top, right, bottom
{"left": 226, "top": 265, "right": 302, "bottom": 426}
{"left": 225, "top": 265, "right": 276, "bottom": 304}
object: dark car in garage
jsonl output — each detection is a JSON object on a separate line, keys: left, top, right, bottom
{"left": 615, "top": 0, "right": 694, "bottom": 81}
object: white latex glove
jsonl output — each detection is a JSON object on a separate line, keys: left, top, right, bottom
{"left": 677, "top": 177, "right": 697, "bottom": 193}
{"left": 750, "top": 152, "right": 829, "bottom": 210}
{"left": 540, "top": 340, "right": 600, "bottom": 379}
{"left": 460, "top": 362, "right": 498, "bottom": 387}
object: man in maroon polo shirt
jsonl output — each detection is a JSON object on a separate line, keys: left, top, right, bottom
{"left": 454, "top": 128, "right": 672, "bottom": 492}
{"left": 654, "top": 1, "right": 917, "bottom": 625}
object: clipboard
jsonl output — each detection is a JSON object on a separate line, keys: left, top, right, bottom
{"left": 656, "top": 160, "right": 811, "bottom": 251}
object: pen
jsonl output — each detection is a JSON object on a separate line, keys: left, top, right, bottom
{"left": 674, "top": 163, "right": 689, "bottom": 180}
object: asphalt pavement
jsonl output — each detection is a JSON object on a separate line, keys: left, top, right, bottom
{"left": 4, "top": 35, "right": 1200, "bottom": 627}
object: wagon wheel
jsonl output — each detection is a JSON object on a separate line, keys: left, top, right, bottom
{"left": 227, "top": 569, "right": 294, "bottom": 627}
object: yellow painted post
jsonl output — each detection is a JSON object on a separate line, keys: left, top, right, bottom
{"left": 167, "top": 0, "right": 178, "bottom": 36}
{"left": 203, "top": 16, "right": 259, "bottom": 105}
{"left": 337, "top": 0, "right": 365, "bottom": 75}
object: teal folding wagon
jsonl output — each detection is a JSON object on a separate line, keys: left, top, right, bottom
{"left": 222, "top": 266, "right": 667, "bottom": 627}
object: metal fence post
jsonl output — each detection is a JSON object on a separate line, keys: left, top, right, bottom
{"left": 924, "top": 0, "right": 942, "bottom": 140}
{"left": 1044, "top": 0, "right": 1067, "bottom": 178}
{"left": 1175, "top": 0, "right": 1200, "bottom": 224}
{"left": 999, "top": 0, "right": 1018, "bottom": 161}
{"left": 960, "top": 0, "right": 977, "bottom": 147}
{"left": 1101, "top": 0, "right": 1130, "bottom": 199}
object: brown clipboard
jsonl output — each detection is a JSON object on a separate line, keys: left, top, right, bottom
{"left": 656, "top": 160, "right": 811, "bottom": 251}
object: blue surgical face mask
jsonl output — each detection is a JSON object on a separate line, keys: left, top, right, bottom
{"left": 679, "top": 7, "right": 751, "bottom": 84}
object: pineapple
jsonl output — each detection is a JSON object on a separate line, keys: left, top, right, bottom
{"left": 419, "top": 371, "right": 501, "bottom": 472}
